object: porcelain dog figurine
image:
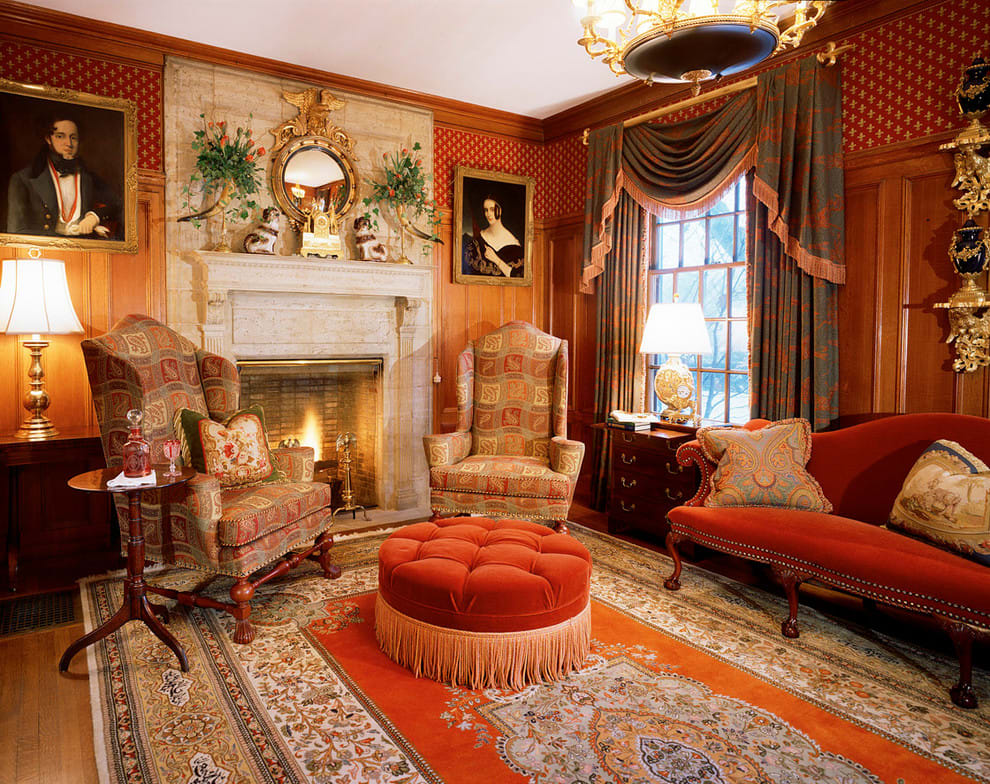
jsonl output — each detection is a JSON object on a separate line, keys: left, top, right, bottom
{"left": 244, "top": 207, "right": 281, "bottom": 254}
{"left": 353, "top": 215, "right": 388, "bottom": 261}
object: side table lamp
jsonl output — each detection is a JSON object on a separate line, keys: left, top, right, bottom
{"left": 639, "top": 301, "right": 713, "bottom": 426}
{"left": 0, "top": 251, "right": 84, "bottom": 439}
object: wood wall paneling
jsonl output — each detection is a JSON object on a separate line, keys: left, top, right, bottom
{"left": 841, "top": 138, "right": 989, "bottom": 419}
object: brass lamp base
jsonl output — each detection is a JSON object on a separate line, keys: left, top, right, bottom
{"left": 15, "top": 339, "right": 58, "bottom": 440}
{"left": 654, "top": 354, "right": 698, "bottom": 426}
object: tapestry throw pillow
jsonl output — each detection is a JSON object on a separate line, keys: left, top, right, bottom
{"left": 697, "top": 418, "right": 832, "bottom": 512}
{"left": 888, "top": 440, "right": 990, "bottom": 565}
{"left": 174, "top": 404, "right": 286, "bottom": 488}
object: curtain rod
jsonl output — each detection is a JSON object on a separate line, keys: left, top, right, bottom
{"left": 581, "top": 42, "right": 855, "bottom": 145}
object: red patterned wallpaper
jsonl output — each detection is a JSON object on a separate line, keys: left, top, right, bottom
{"left": 0, "top": 41, "right": 162, "bottom": 170}
{"left": 842, "top": 0, "right": 989, "bottom": 152}
{"left": 434, "top": 128, "right": 587, "bottom": 220}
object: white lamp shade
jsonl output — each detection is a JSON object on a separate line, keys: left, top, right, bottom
{"left": 0, "top": 258, "right": 84, "bottom": 335}
{"left": 639, "top": 302, "right": 713, "bottom": 356}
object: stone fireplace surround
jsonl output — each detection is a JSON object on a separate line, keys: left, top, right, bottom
{"left": 174, "top": 251, "right": 433, "bottom": 525}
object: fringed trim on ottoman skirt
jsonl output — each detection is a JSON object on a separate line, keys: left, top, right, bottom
{"left": 374, "top": 594, "right": 591, "bottom": 690}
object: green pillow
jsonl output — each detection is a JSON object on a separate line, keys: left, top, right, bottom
{"left": 174, "top": 404, "right": 286, "bottom": 488}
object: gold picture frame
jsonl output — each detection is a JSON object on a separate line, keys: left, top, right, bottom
{"left": 453, "top": 166, "right": 534, "bottom": 286}
{"left": 0, "top": 77, "right": 138, "bottom": 253}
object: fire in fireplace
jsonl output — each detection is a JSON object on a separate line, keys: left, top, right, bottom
{"left": 237, "top": 358, "right": 382, "bottom": 508}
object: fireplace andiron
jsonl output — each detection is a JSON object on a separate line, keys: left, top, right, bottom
{"left": 332, "top": 431, "right": 369, "bottom": 521}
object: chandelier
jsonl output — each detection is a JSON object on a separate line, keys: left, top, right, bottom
{"left": 575, "top": 0, "right": 831, "bottom": 95}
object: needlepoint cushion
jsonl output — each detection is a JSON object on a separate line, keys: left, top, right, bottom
{"left": 174, "top": 404, "right": 286, "bottom": 488}
{"left": 698, "top": 418, "right": 832, "bottom": 512}
{"left": 887, "top": 440, "right": 990, "bottom": 565}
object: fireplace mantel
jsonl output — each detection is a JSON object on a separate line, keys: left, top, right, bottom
{"left": 179, "top": 249, "right": 433, "bottom": 521}
{"left": 192, "top": 251, "right": 432, "bottom": 358}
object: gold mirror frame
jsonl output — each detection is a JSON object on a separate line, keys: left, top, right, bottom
{"left": 0, "top": 77, "right": 138, "bottom": 253}
{"left": 269, "top": 135, "right": 357, "bottom": 230}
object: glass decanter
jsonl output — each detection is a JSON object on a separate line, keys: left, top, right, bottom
{"left": 122, "top": 409, "right": 152, "bottom": 477}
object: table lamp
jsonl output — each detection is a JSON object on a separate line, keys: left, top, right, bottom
{"left": 0, "top": 250, "right": 84, "bottom": 439}
{"left": 639, "top": 302, "right": 712, "bottom": 425}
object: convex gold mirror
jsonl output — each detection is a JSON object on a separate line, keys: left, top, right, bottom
{"left": 269, "top": 88, "right": 358, "bottom": 234}
{"left": 270, "top": 136, "right": 356, "bottom": 230}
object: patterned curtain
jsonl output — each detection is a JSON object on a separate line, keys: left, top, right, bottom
{"left": 591, "top": 191, "right": 647, "bottom": 510}
{"left": 750, "top": 56, "right": 845, "bottom": 427}
{"left": 582, "top": 55, "right": 846, "bottom": 509}
{"left": 749, "top": 201, "right": 839, "bottom": 430}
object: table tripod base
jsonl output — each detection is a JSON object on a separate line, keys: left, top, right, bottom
{"left": 59, "top": 595, "right": 188, "bottom": 673}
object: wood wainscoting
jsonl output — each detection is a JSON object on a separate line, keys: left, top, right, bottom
{"left": 842, "top": 134, "right": 989, "bottom": 419}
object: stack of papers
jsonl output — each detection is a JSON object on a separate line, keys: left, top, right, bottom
{"left": 106, "top": 470, "right": 157, "bottom": 490}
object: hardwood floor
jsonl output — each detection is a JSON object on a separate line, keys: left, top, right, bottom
{"left": 0, "top": 498, "right": 982, "bottom": 783}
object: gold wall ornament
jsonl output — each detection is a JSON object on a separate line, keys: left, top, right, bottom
{"left": 270, "top": 88, "right": 355, "bottom": 155}
{"left": 935, "top": 53, "right": 990, "bottom": 373}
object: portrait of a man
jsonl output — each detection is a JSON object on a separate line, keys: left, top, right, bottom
{"left": 454, "top": 166, "right": 534, "bottom": 287}
{"left": 0, "top": 78, "right": 137, "bottom": 252}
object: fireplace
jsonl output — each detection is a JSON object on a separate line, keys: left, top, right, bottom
{"left": 238, "top": 358, "right": 382, "bottom": 507}
{"left": 171, "top": 250, "right": 434, "bottom": 525}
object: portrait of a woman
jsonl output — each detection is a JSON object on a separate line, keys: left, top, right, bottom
{"left": 454, "top": 167, "right": 533, "bottom": 286}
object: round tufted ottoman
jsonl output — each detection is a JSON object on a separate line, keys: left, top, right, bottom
{"left": 375, "top": 517, "right": 592, "bottom": 690}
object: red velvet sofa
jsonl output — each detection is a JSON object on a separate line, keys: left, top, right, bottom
{"left": 663, "top": 413, "right": 990, "bottom": 709}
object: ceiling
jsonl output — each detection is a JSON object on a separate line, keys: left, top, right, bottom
{"left": 24, "top": 0, "right": 640, "bottom": 119}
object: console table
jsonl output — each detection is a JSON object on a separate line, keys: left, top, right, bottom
{"left": 596, "top": 424, "right": 700, "bottom": 537}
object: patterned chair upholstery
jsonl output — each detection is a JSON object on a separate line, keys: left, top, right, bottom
{"left": 423, "top": 321, "right": 585, "bottom": 531}
{"left": 82, "top": 314, "right": 340, "bottom": 644}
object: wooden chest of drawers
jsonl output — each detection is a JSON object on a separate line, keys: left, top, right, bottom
{"left": 603, "top": 426, "right": 699, "bottom": 537}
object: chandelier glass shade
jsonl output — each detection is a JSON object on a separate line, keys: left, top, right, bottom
{"left": 575, "top": 0, "right": 830, "bottom": 93}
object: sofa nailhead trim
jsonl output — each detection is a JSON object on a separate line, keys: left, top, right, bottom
{"left": 669, "top": 521, "right": 990, "bottom": 631}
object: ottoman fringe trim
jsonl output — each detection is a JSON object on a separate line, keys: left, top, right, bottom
{"left": 375, "top": 595, "right": 591, "bottom": 690}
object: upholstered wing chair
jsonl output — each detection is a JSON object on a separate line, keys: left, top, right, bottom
{"left": 82, "top": 314, "right": 340, "bottom": 644}
{"left": 423, "top": 321, "right": 585, "bottom": 531}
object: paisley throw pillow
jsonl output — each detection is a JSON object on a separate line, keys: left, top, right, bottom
{"left": 698, "top": 418, "right": 832, "bottom": 512}
{"left": 174, "top": 404, "right": 286, "bottom": 488}
{"left": 888, "top": 440, "right": 990, "bottom": 565}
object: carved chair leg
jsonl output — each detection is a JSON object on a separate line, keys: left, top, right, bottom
{"left": 553, "top": 520, "right": 569, "bottom": 534}
{"left": 316, "top": 530, "right": 342, "bottom": 580}
{"left": 663, "top": 531, "right": 685, "bottom": 591}
{"left": 229, "top": 577, "right": 256, "bottom": 645}
{"left": 772, "top": 564, "right": 803, "bottom": 639}
{"left": 935, "top": 615, "right": 980, "bottom": 709}
{"left": 429, "top": 511, "right": 442, "bottom": 522}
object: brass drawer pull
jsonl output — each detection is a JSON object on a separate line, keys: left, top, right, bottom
{"left": 665, "top": 488, "right": 684, "bottom": 501}
{"left": 620, "top": 500, "right": 636, "bottom": 512}
{"left": 621, "top": 433, "right": 636, "bottom": 443}
{"left": 620, "top": 453, "right": 637, "bottom": 465}
{"left": 666, "top": 461, "right": 683, "bottom": 475}
{"left": 620, "top": 477, "right": 637, "bottom": 488}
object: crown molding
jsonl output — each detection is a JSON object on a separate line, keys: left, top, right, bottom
{"left": 0, "top": 0, "right": 543, "bottom": 142}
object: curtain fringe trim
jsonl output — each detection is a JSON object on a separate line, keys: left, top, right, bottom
{"left": 622, "top": 145, "right": 758, "bottom": 223}
{"left": 752, "top": 174, "right": 847, "bottom": 285}
{"left": 374, "top": 594, "right": 592, "bottom": 690}
{"left": 581, "top": 146, "right": 758, "bottom": 294}
{"left": 582, "top": 168, "right": 627, "bottom": 294}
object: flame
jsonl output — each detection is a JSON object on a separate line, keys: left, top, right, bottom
{"left": 300, "top": 409, "right": 322, "bottom": 462}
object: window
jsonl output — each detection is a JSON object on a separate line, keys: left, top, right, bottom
{"left": 645, "top": 176, "right": 750, "bottom": 424}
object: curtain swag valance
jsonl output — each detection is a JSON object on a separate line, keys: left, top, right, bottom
{"left": 582, "top": 55, "right": 846, "bottom": 292}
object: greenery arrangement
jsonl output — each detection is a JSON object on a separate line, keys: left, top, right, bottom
{"left": 180, "top": 114, "right": 267, "bottom": 233}
{"left": 363, "top": 141, "right": 441, "bottom": 258}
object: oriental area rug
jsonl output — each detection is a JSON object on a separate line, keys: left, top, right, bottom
{"left": 78, "top": 525, "right": 990, "bottom": 784}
